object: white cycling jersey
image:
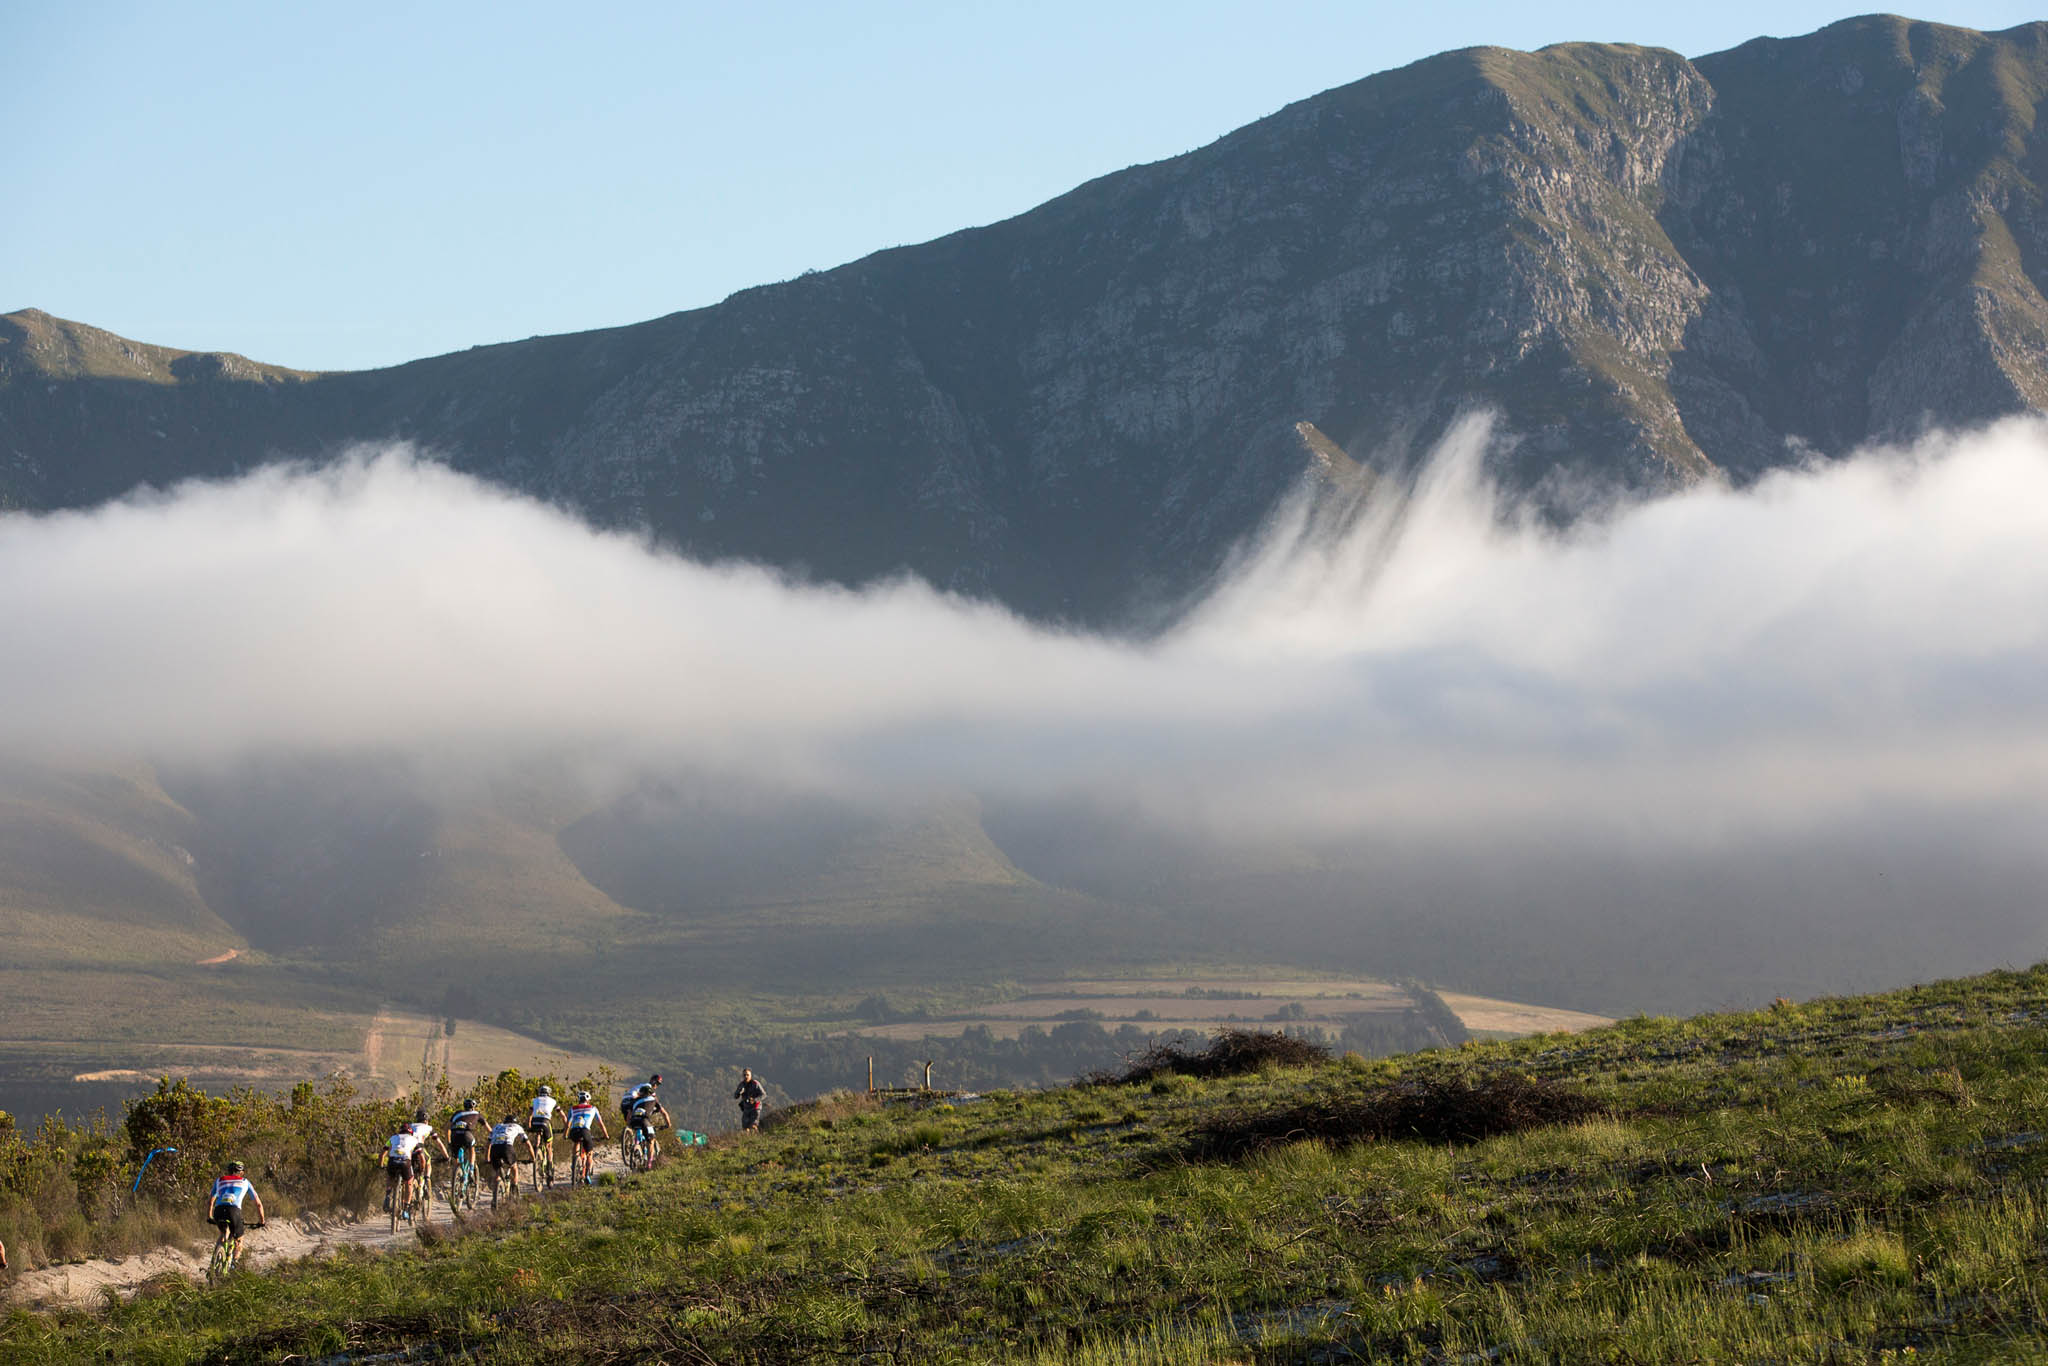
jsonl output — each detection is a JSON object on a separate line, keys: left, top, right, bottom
{"left": 489, "top": 1121, "right": 527, "bottom": 1147}
{"left": 387, "top": 1132, "right": 422, "bottom": 1163}
{"left": 529, "top": 1095, "right": 558, "bottom": 1125}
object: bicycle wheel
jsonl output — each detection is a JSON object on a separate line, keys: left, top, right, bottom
{"left": 389, "top": 1179, "right": 401, "bottom": 1234}
{"left": 206, "top": 1232, "right": 231, "bottom": 1283}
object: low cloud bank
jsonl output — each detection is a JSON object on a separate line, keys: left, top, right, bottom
{"left": 4, "top": 417, "right": 2047, "bottom": 838}
{"left": 5, "top": 416, "right": 2048, "bottom": 1001}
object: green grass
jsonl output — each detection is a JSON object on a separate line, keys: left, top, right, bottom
{"left": 13, "top": 965, "right": 2048, "bottom": 1361}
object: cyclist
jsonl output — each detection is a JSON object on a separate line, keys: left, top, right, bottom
{"left": 405, "top": 1107, "right": 449, "bottom": 1197}
{"left": 207, "top": 1159, "right": 265, "bottom": 1256}
{"left": 381, "top": 1123, "right": 427, "bottom": 1219}
{"left": 527, "top": 1085, "right": 560, "bottom": 1185}
{"left": 564, "top": 1089, "right": 609, "bottom": 1184}
{"left": 486, "top": 1113, "right": 537, "bottom": 1203}
{"left": 624, "top": 1084, "right": 670, "bottom": 1167}
{"left": 450, "top": 1097, "right": 485, "bottom": 1179}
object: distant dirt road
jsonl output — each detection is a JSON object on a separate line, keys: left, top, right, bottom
{"left": 194, "top": 948, "right": 240, "bottom": 966}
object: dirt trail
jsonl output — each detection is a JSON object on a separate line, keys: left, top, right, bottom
{"left": 194, "top": 948, "right": 241, "bottom": 966}
{"left": 6, "top": 1143, "right": 637, "bottom": 1310}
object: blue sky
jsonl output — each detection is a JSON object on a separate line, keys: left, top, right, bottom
{"left": 7, "top": 2, "right": 2039, "bottom": 371}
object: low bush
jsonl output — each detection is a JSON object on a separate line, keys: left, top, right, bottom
{"left": 1184, "top": 1071, "right": 1603, "bottom": 1161}
{"left": 1085, "top": 1029, "right": 1332, "bottom": 1085}
{"left": 760, "top": 1089, "right": 880, "bottom": 1134}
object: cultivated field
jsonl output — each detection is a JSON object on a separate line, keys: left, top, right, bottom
{"left": 838, "top": 975, "right": 1609, "bottom": 1042}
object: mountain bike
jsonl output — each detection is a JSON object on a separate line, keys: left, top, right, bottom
{"left": 535, "top": 1133, "right": 555, "bottom": 1191}
{"left": 569, "top": 1131, "right": 597, "bottom": 1185}
{"left": 207, "top": 1218, "right": 262, "bottom": 1284}
{"left": 451, "top": 1147, "right": 479, "bottom": 1214}
{"left": 489, "top": 1155, "right": 521, "bottom": 1210}
{"left": 409, "top": 1155, "right": 433, "bottom": 1228}
{"left": 621, "top": 1125, "right": 648, "bottom": 1172}
{"left": 624, "top": 1121, "right": 666, "bottom": 1172}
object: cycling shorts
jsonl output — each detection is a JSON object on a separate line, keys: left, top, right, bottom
{"left": 530, "top": 1120, "right": 552, "bottom": 1143}
{"left": 211, "top": 1201, "right": 245, "bottom": 1239}
{"left": 569, "top": 1126, "right": 594, "bottom": 1151}
{"left": 488, "top": 1142, "right": 515, "bottom": 1170}
{"left": 450, "top": 1130, "right": 474, "bottom": 1153}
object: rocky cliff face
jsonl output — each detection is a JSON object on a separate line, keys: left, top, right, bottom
{"left": 6, "top": 14, "right": 2046, "bottom": 623}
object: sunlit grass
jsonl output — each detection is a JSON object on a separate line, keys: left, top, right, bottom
{"left": 12, "top": 965, "right": 2048, "bottom": 1361}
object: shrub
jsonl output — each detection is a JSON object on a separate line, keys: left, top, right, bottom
{"left": 1184, "top": 1072, "right": 1603, "bottom": 1161}
{"left": 1085, "top": 1029, "right": 1332, "bottom": 1085}
{"left": 761, "top": 1089, "right": 880, "bottom": 1134}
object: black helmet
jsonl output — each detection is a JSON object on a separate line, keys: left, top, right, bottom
{"left": 415, "top": 1108, "right": 428, "bottom": 1122}
{"left": 577, "top": 1090, "right": 591, "bottom": 1102}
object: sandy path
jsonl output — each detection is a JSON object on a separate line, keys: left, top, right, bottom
{"left": 5, "top": 1141, "right": 638, "bottom": 1310}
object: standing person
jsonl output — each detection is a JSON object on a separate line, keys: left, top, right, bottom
{"left": 734, "top": 1068, "right": 766, "bottom": 1133}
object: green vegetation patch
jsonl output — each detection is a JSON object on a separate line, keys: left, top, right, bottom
{"left": 12, "top": 966, "right": 2048, "bottom": 1361}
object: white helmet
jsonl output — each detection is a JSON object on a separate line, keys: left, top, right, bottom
{"left": 537, "top": 1085, "right": 551, "bottom": 1097}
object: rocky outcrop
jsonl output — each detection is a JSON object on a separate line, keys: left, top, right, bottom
{"left": 6, "top": 15, "right": 2047, "bottom": 623}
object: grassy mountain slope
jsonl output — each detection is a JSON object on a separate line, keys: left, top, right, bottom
{"left": 0, "top": 764, "right": 240, "bottom": 970}
{"left": 11, "top": 964, "right": 2048, "bottom": 1361}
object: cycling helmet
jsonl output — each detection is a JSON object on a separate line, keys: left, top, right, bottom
{"left": 537, "top": 1085, "right": 551, "bottom": 1097}
{"left": 225, "top": 1160, "right": 245, "bottom": 1174}
{"left": 504, "top": 1114, "right": 518, "bottom": 1123}
{"left": 636, "top": 1083, "right": 651, "bottom": 1097}
{"left": 649, "top": 1073, "right": 662, "bottom": 1085}
{"left": 577, "top": 1090, "right": 591, "bottom": 1103}
{"left": 415, "top": 1108, "right": 428, "bottom": 1121}
{"left": 463, "top": 1098, "right": 477, "bottom": 1110}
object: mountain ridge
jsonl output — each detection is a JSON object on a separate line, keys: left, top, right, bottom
{"left": 11, "top": 15, "right": 2048, "bottom": 622}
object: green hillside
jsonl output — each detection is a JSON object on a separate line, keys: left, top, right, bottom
{"left": 11, "top": 965, "right": 2048, "bottom": 1362}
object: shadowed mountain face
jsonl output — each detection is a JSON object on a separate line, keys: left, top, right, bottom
{"left": 7, "top": 16, "right": 2048, "bottom": 623}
